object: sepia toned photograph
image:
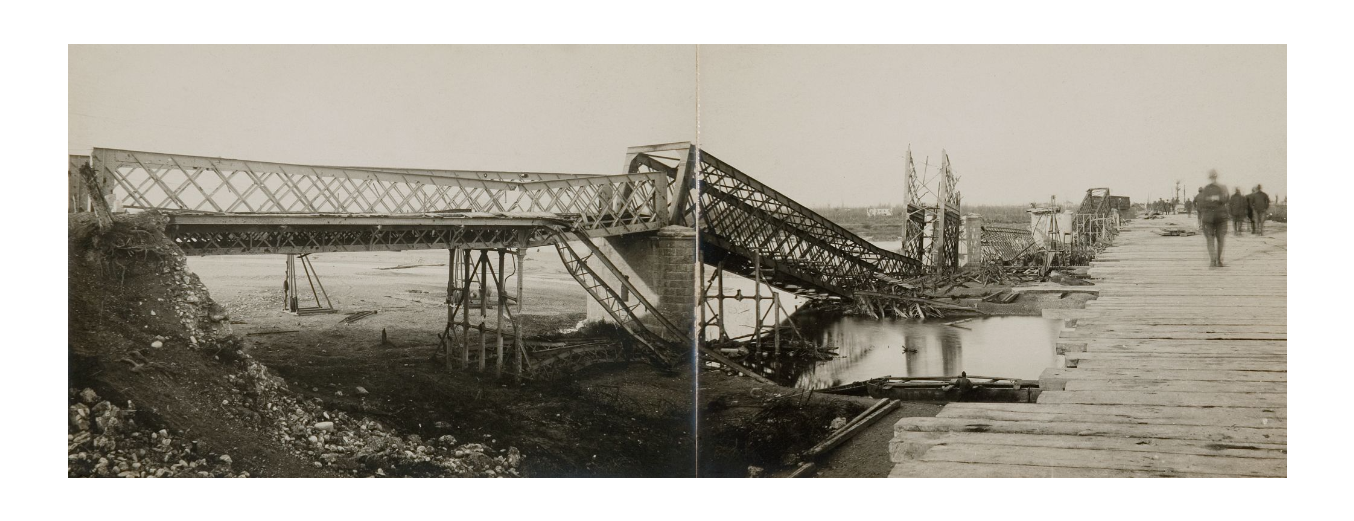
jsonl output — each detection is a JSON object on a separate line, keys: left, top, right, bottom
{"left": 66, "top": 44, "right": 1285, "bottom": 479}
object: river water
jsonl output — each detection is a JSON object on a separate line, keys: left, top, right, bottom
{"left": 776, "top": 315, "right": 1062, "bottom": 390}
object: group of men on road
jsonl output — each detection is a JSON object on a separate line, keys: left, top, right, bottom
{"left": 1193, "top": 169, "right": 1272, "bottom": 268}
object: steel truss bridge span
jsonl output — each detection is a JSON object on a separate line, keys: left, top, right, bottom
{"left": 687, "top": 149, "right": 925, "bottom": 299}
{"left": 82, "top": 148, "right": 671, "bottom": 240}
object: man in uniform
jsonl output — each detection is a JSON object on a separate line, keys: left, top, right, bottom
{"left": 1192, "top": 187, "right": 1204, "bottom": 229}
{"left": 1196, "top": 170, "right": 1230, "bottom": 267}
{"left": 1249, "top": 184, "right": 1271, "bottom": 235}
{"left": 1228, "top": 187, "right": 1249, "bottom": 236}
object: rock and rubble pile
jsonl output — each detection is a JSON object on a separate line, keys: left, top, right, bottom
{"left": 231, "top": 357, "right": 522, "bottom": 477}
{"left": 69, "top": 387, "right": 247, "bottom": 478}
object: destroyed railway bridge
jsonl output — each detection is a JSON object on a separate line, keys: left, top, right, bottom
{"left": 69, "top": 143, "right": 940, "bottom": 380}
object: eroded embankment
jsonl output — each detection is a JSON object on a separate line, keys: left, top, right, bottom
{"left": 68, "top": 213, "right": 522, "bottom": 477}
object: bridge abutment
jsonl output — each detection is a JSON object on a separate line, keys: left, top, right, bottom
{"left": 962, "top": 215, "right": 983, "bottom": 267}
{"left": 654, "top": 226, "right": 697, "bottom": 342}
{"left": 584, "top": 225, "right": 696, "bottom": 343}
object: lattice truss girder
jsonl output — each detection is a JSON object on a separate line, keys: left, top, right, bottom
{"left": 693, "top": 149, "right": 924, "bottom": 299}
{"left": 624, "top": 143, "right": 698, "bottom": 228}
{"left": 89, "top": 148, "right": 669, "bottom": 237}
{"left": 901, "top": 149, "right": 962, "bottom": 269}
{"left": 167, "top": 224, "right": 556, "bottom": 256}
{"left": 1070, "top": 188, "right": 1119, "bottom": 253}
{"left": 1077, "top": 188, "right": 1113, "bottom": 216}
{"left": 980, "top": 225, "right": 1039, "bottom": 264}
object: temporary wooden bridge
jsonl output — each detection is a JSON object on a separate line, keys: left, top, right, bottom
{"left": 889, "top": 214, "right": 1287, "bottom": 477}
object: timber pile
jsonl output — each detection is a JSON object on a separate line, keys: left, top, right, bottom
{"left": 787, "top": 398, "right": 901, "bottom": 477}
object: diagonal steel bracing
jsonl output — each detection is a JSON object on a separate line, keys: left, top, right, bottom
{"left": 88, "top": 148, "right": 670, "bottom": 239}
{"left": 902, "top": 149, "right": 962, "bottom": 270}
{"left": 552, "top": 229, "right": 684, "bottom": 368}
{"left": 164, "top": 214, "right": 563, "bottom": 255}
{"left": 687, "top": 148, "right": 925, "bottom": 299}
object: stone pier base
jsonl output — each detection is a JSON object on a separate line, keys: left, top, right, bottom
{"left": 654, "top": 225, "right": 696, "bottom": 342}
{"left": 582, "top": 225, "right": 697, "bottom": 343}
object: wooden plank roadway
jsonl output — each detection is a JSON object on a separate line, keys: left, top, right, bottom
{"left": 890, "top": 215, "right": 1287, "bottom": 477}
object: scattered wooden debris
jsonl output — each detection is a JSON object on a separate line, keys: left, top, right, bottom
{"left": 1157, "top": 227, "right": 1198, "bottom": 236}
{"left": 800, "top": 398, "right": 901, "bottom": 460}
{"left": 340, "top": 310, "right": 378, "bottom": 324}
{"left": 855, "top": 291, "right": 989, "bottom": 318}
{"left": 787, "top": 462, "right": 817, "bottom": 478}
{"left": 816, "top": 380, "right": 870, "bottom": 396}
{"left": 376, "top": 263, "right": 447, "bottom": 271}
{"left": 1047, "top": 270, "right": 1095, "bottom": 286}
{"left": 699, "top": 346, "right": 777, "bottom": 386}
{"left": 981, "top": 291, "right": 1005, "bottom": 302}
{"left": 384, "top": 295, "right": 442, "bottom": 306}
{"left": 246, "top": 329, "right": 301, "bottom": 336}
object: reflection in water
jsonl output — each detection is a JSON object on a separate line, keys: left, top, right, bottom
{"left": 783, "top": 315, "right": 1061, "bottom": 390}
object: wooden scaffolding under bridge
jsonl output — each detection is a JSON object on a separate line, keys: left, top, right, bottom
{"left": 432, "top": 227, "right": 702, "bottom": 382}
{"left": 283, "top": 253, "right": 336, "bottom": 315}
{"left": 437, "top": 243, "right": 529, "bottom": 379}
{"left": 698, "top": 254, "right": 810, "bottom": 357}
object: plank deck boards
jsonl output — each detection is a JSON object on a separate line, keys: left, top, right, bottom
{"left": 890, "top": 215, "right": 1287, "bottom": 478}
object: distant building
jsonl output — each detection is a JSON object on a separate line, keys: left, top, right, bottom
{"left": 866, "top": 207, "right": 893, "bottom": 217}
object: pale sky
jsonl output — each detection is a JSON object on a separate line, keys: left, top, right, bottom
{"left": 699, "top": 45, "right": 1286, "bottom": 206}
{"left": 70, "top": 45, "right": 1285, "bottom": 206}
{"left": 69, "top": 45, "right": 697, "bottom": 175}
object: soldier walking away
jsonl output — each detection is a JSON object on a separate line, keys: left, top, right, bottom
{"left": 1184, "top": 195, "right": 1194, "bottom": 217}
{"left": 1229, "top": 188, "right": 1249, "bottom": 236}
{"left": 1192, "top": 187, "right": 1204, "bottom": 229}
{"left": 1196, "top": 170, "right": 1230, "bottom": 267}
{"left": 1249, "top": 184, "right": 1271, "bottom": 235}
